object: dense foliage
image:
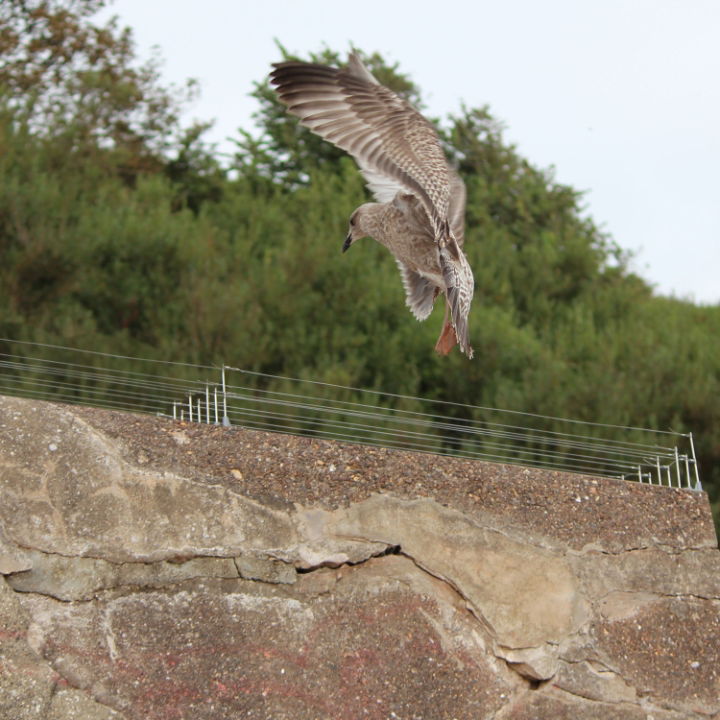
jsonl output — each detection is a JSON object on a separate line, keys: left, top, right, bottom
{"left": 1, "top": 1, "right": 718, "bottom": 524}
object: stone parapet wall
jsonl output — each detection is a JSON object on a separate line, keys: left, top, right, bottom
{"left": 0, "top": 395, "right": 718, "bottom": 719}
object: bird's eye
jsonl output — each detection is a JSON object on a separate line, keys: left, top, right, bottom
{"left": 350, "top": 216, "right": 355, "bottom": 226}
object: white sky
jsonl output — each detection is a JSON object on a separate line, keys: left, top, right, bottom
{"left": 100, "top": 0, "right": 719, "bottom": 304}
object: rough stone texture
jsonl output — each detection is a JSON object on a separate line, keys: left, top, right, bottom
{"left": 0, "top": 576, "right": 56, "bottom": 720}
{"left": 1, "top": 395, "right": 718, "bottom": 720}
{"left": 19, "top": 559, "right": 513, "bottom": 720}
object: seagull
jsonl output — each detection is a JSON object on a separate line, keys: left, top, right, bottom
{"left": 270, "top": 52, "right": 474, "bottom": 358}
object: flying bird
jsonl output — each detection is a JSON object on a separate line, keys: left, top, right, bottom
{"left": 270, "top": 53, "right": 474, "bottom": 358}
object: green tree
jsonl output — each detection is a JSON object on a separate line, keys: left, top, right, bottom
{"left": 0, "top": 0, "right": 197, "bottom": 182}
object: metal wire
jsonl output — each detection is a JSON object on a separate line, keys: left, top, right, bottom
{"left": 0, "top": 338, "right": 702, "bottom": 491}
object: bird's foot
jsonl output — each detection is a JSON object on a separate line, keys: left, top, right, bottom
{"left": 434, "top": 322, "right": 458, "bottom": 356}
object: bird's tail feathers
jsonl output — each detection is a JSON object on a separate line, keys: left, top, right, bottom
{"left": 439, "top": 239, "right": 474, "bottom": 359}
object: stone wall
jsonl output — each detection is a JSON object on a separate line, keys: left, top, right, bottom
{"left": 0, "top": 395, "right": 718, "bottom": 719}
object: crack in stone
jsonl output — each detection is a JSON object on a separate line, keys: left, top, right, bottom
{"left": 293, "top": 543, "right": 402, "bottom": 573}
{"left": 558, "top": 647, "right": 630, "bottom": 682}
{"left": 279, "top": 537, "right": 506, "bottom": 657}
{"left": 553, "top": 656, "right": 639, "bottom": 703}
{"left": 597, "top": 588, "right": 720, "bottom": 603}
{"left": 6, "top": 553, "right": 243, "bottom": 603}
{"left": 287, "top": 542, "right": 526, "bottom": 686}
{"left": 393, "top": 547, "right": 503, "bottom": 650}
{"left": 549, "top": 682, "right": 715, "bottom": 718}
{"left": 549, "top": 683, "right": 642, "bottom": 708}
{"left": 6, "top": 545, "right": 415, "bottom": 602}
{"left": 326, "top": 527, "right": 583, "bottom": 684}
{"left": 8, "top": 541, "right": 241, "bottom": 567}
{"left": 571, "top": 543, "right": 717, "bottom": 557}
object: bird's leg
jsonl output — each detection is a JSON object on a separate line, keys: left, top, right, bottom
{"left": 434, "top": 298, "right": 458, "bottom": 356}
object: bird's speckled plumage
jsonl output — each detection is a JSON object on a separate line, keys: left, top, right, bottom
{"left": 270, "top": 52, "right": 474, "bottom": 358}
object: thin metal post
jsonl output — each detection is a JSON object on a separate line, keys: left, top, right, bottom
{"left": 221, "top": 366, "right": 230, "bottom": 426}
{"left": 188, "top": 394, "right": 193, "bottom": 423}
{"left": 637, "top": 465, "right": 643, "bottom": 483}
{"left": 683, "top": 454, "right": 691, "bottom": 490}
{"left": 197, "top": 398, "right": 201, "bottom": 424}
{"left": 656, "top": 457, "right": 662, "bottom": 486}
{"left": 214, "top": 387, "right": 219, "bottom": 424}
{"left": 205, "top": 385, "right": 210, "bottom": 424}
{"left": 172, "top": 402, "right": 177, "bottom": 420}
{"left": 688, "top": 432, "right": 702, "bottom": 491}
{"left": 674, "top": 447, "right": 681, "bottom": 487}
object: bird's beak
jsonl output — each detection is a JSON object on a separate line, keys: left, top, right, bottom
{"left": 342, "top": 234, "right": 353, "bottom": 253}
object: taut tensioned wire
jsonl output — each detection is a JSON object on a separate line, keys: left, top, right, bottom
{"left": 223, "top": 364, "right": 688, "bottom": 436}
{"left": 225, "top": 386, "right": 675, "bottom": 458}
{"left": 0, "top": 338, "right": 700, "bottom": 489}
{"left": 0, "top": 352, "right": 212, "bottom": 391}
{"left": 0, "top": 380, "right": 163, "bottom": 415}
{"left": 222, "top": 400, "right": 673, "bottom": 472}
{"left": 224, "top": 381, "right": 677, "bottom": 451}
{"left": 0, "top": 338, "right": 217, "bottom": 371}
{"left": 0, "top": 338, "right": 688, "bottom": 436}
{"left": 0, "top": 370, "right": 190, "bottom": 412}
{"left": 223, "top": 403, "right": 652, "bottom": 475}
{"left": 221, "top": 408, "right": 659, "bottom": 478}
{"left": 227, "top": 394, "right": 668, "bottom": 467}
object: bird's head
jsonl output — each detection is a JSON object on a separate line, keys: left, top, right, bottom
{"left": 342, "top": 209, "right": 363, "bottom": 252}
{"left": 343, "top": 204, "right": 380, "bottom": 252}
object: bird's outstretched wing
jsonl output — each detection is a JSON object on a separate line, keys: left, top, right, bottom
{"left": 270, "top": 53, "right": 457, "bottom": 239}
